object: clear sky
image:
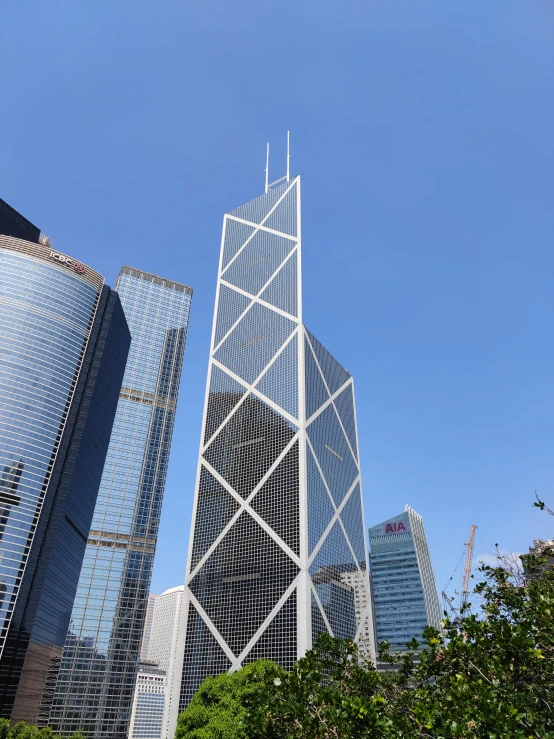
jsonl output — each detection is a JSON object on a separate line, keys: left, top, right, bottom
{"left": 2, "top": 0, "right": 553, "bottom": 601}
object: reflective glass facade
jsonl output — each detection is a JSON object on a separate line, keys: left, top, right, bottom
{"left": 368, "top": 506, "right": 441, "bottom": 656}
{"left": 50, "top": 267, "right": 192, "bottom": 738}
{"left": 0, "top": 237, "right": 130, "bottom": 722}
{"left": 180, "top": 177, "right": 373, "bottom": 708}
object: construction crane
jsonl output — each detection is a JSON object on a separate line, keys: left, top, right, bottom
{"left": 460, "top": 525, "right": 478, "bottom": 611}
{"left": 442, "top": 524, "right": 478, "bottom": 623}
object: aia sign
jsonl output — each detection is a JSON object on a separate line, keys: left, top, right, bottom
{"left": 382, "top": 520, "right": 410, "bottom": 535}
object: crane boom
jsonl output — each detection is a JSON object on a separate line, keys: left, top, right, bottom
{"left": 461, "top": 525, "right": 478, "bottom": 607}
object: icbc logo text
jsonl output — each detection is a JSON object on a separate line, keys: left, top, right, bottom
{"left": 49, "top": 251, "right": 86, "bottom": 275}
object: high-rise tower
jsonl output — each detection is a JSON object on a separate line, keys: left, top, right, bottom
{"left": 0, "top": 224, "right": 130, "bottom": 723}
{"left": 368, "top": 506, "right": 441, "bottom": 658}
{"left": 179, "top": 171, "right": 373, "bottom": 708}
{"left": 49, "top": 267, "right": 192, "bottom": 739}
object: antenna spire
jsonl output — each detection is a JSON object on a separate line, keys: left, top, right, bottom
{"left": 265, "top": 143, "right": 269, "bottom": 193}
{"left": 265, "top": 132, "right": 291, "bottom": 191}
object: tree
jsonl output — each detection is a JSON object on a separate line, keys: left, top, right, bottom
{"left": 175, "top": 660, "right": 285, "bottom": 739}
{"left": 248, "top": 542, "right": 554, "bottom": 738}
{"left": 176, "top": 531, "right": 553, "bottom": 738}
{"left": 0, "top": 723, "right": 76, "bottom": 739}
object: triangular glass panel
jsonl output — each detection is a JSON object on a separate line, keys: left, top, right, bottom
{"left": 311, "top": 589, "right": 331, "bottom": 641}
{"left": 263, "top": 181, "right": 298, "bottom": 237}
{"left": 305, "top": 334, "right": 329, "bottom": 419}
{"left": 307, "top": 403, "right": 358, "bottom": 507}
{"left": 228, "top": 179, "right": 290, "bottom": 226}
{"left": 307, "top": 444, "right": 335, "bottom": 555}
{"left": 259, "top": 250, "right": 298, "bottom": 317}
{"left": 339, "top": 484, "right": 366, "bottom": 568}
{"left": 242, "top": 589, "right": 297, "bottom": 671}
{"left": 250, "top": 441, "right": 299, "bottom": 555}
{"left": 305, "top": 329, "right": 351, "bottom": 396}
{"left": 180, "top": 603, "right": 232, "bottom": 708}
{"left": 214, "top": 284, "right": 252, "bottom": 348}
{"left": 222, "top": 229, "right": 295, "bottom": 298}
{"left": 190, "top": 465, "right": 241, "bottom": 570}
{"left": 203, "top": 364, "right": 248, "bottom": 446}
{"left": 214, "top": 300, "right": 295, "bottom": 386}
{"left": 333, "top": 383, "right": 358, "bottom": 461}
{"left": 202, "top": 393, "right": 297, "bottom": 499}
{"left": 222, "top": 218, "right": 256, "bottom": 270}
{"left": 255, "top": 333, "right": 298, "bottom": 419}
{"left": 309, "top": 520, "right": 358, "bottom": 640}
{"left": 189, "top": 511, "right": 299, "bottom": 656}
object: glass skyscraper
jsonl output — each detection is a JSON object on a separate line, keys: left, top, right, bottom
{"left": 179, "top": 173, "right": 373, "bottom": 707}
{"left": 49, "top": 267, "right": 192, "bottom": 738}
{"left": 0, "top": 226, "right": 130, "bottom": 723}
{"left": 368, "top": 506, "right": 441, "bottom": 657}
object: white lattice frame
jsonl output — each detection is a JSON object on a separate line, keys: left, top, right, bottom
{"left": 182, "top": 174, "right": 373, "bottom": 676}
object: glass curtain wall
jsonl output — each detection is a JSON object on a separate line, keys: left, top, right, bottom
{"left": 0, "top": 238, "right": 130, "bottom": 722}
{"left": 50, "top": 268, "right": 192, "bottom": 739}
{"left": 180, "top": 176, "right": 373, "bottom": 708}
{"left": 368, "top": 506, "right": 441, "bottom": 656}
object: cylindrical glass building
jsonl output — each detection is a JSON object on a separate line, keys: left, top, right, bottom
{"left": 0, "top": 232, "right": 130, "bottom": 723}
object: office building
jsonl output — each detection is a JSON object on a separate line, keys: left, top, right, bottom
{"left": 140, "top": 594, "right": 159, "bottom": 661}
{"left": 179, "top": 170, "right": 372, "bottom": 707}
{"left": 49, "top": 268, "right": 192, "bottom": 738}
{"left": 368, "top": 506, "right": 441, "bottom": 656}
{"left": 146, "top": 586, "right": 185, "bottom": 739}
{"left": 0, "top": 220, "right": 130, "bottom": 722}
{"left": 130, "top": 586, "right": 185, "bottom": 739}
{"left": 128, "top": 662, "right": 166, "bottom": 739}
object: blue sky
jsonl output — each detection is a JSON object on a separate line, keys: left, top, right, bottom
{"left": 2, "top": 0, "right": 553, "bottom": 599}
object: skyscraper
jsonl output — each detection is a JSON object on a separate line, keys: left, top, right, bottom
{"left": 368, "top": 506, "right": 441, "bottom": 657}
{"left": 140, "top": 594, "right": 159, "bottom": 661}
{"left": 179, "top": 171, "right": 372, "bottom": 707}
{"left": 147, "top": 586, "right": 185, "bottom": 739}
{"left": 49, "top": 268, "right": 192, "bottom": 738}
{"left": 0, "top": 226, "right": 130, "bottom": 722}
{"left": 129, "top": 585, "right": 185, "bottom": 739}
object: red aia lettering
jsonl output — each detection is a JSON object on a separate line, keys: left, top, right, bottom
{"left": 385, "top": 522, "right": 406, "bottom": 534}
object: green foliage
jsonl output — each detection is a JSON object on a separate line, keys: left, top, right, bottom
{"left": 0, "top": 724, "right": 63, "bottom": 739}
{"left": 177, "top": 540, "right": 554, "bottom": 738}
{"left": 175, "top": 660, "right": 285, "bottom": 739}
{"left": 7, "top": 724, "right": 40, "bottom": 739}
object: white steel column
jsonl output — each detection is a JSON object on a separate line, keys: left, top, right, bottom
{"left": 295, "top": 179, "right": 311, "bottom": 659}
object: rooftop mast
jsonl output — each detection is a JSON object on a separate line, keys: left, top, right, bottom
{"left": 266, "top": 132, "right": 291, "bottom": 190}
{"left": 265, "top": 143, "right": 269, "bottom": 194}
